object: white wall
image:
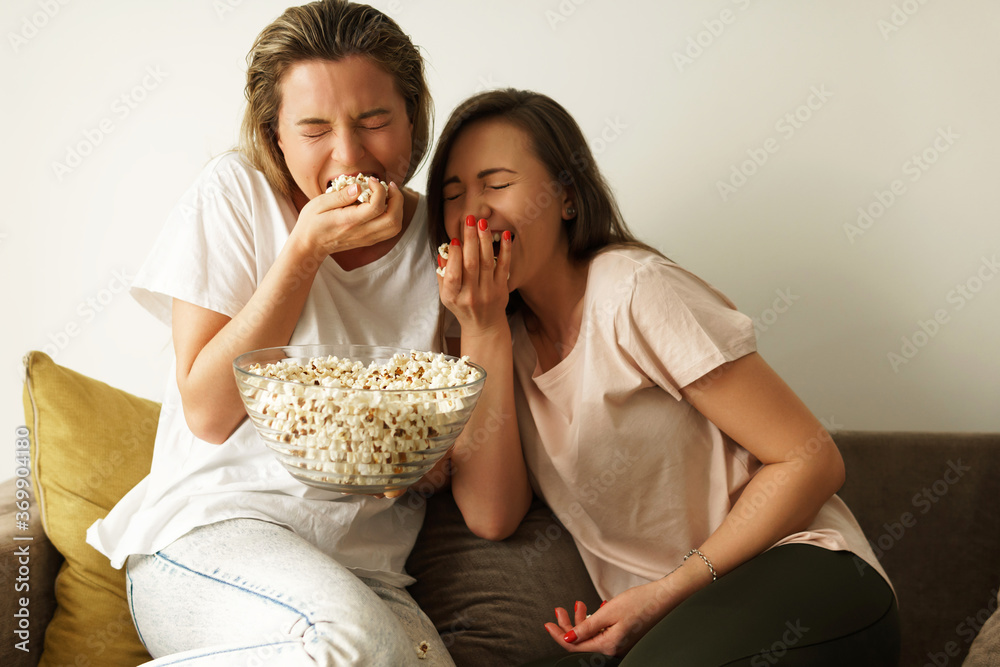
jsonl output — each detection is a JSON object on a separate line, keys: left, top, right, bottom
{"left": 3, "top": 0, "right": 998, "bottom": 481}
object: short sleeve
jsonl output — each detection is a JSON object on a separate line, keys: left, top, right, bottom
{"left": 130, "top": 155, "right": 258, "bottom": 326}
{"left": 618, "top": 260, "right": 756, "bottom": 399}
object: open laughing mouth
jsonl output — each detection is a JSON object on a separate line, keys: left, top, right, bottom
{"left": 436, "top": 232, "right": 515, "bottom": 276}
{"left": 490, "top": 231, "right": 512, "bottom": 258}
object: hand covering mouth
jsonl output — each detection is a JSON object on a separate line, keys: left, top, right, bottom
{"left": 435, "top": 232, "right": 515, "bottom": 277}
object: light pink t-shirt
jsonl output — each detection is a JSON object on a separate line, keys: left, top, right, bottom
{"left": 511, "top": 247, "right": 889, "bottom": 600}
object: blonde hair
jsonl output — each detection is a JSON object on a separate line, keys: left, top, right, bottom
{"left": 239, "top": 0, "right": 432, "bottom": 200}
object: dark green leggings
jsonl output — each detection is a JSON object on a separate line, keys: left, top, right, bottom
{"left": 522, "top": 544, "right": 900, "bottom": 667}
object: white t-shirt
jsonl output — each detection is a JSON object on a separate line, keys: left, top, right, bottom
{"left": 87, "top": 153, "right": 442, "bottom": 586}
{"left": 511, "top": 247, "right": 889, "bottom": 600}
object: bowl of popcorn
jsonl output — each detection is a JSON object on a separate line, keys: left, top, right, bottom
{"left": 234, "top": 345, "right": 486, "bottom": 494}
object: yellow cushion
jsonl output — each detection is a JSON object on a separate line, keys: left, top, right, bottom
{"left": 22, "top": 351, "right": 156, "bottom": 666}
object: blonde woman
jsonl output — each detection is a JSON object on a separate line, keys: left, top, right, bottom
{"left": 87, "top": 2, "right": 452, "bottom": 664}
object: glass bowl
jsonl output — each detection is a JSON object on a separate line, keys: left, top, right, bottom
{"left": 233, "top": 344, "right": 486, "bottom": 494}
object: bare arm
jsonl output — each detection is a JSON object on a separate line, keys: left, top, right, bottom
{"left": 551, "top": 351, "right": 844, "bottom": 654}
{"left": 448, "top": 322, "right": 531, "bottom": 540}
{"left": 173, "top": 235, "right": 320, "bottom": 443}
{"left": 437, "top": 218, "right": 532, "bottom": 539}
{"left": 677, "top": 352, "right": 844, "bottom": 578}
{"left": 176, "top": 180, "right": 404, "bottom": 443}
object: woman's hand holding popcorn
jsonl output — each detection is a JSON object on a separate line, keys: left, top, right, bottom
{"left": 291, "top": 176, "right": 402, "bottom": 259}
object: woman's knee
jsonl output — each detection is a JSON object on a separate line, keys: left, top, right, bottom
{"left": 303, "top": 619, "right": 421, "bottom": 665}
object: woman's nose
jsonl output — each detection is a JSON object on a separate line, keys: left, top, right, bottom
{"left": 468, "top": 192, "right": 492, "bottom": 222}
{"left": 331, "top": 130, "right": 365, "bottom": 164}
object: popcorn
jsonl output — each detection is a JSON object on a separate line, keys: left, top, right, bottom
{"left": 242, "top": 351, "right": 483, "bottom": 488}
{"left": 325, "top": 173, "right": 388, "bottom": 203}
{"left": 434, "top": 235, "right": 508, "bottom": 277}
{"left": 415, "top": 641, "right": 430, "bottom": 659}
{"left": 435, "top": 243, "right": 450, "bottom": 277}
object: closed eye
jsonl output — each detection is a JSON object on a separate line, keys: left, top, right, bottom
{"left": 488, "top": 183, "right": 511, "bottom": 190}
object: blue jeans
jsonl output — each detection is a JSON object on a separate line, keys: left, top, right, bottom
{"left": 126, "top": 518, "right": 454, "bottom": 666}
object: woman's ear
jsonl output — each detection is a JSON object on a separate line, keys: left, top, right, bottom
{"left": 561, "top": 187, "right": 578, "bottom": 220}
{"left": 271, "top": 119, "right": 284, "bottom": 154}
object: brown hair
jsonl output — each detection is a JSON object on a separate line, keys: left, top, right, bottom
{"left": 426, "top": 88, "right": 658, "bottom": 262}
{"left": 239, "top": 0, "right": 432, "bottom": 200}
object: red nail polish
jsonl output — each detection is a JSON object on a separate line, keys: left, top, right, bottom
{"left": 437, "top": 256, "right": 444, "bottom": 267}
{"left": 465, "top": 215, "right": 476, "bottom": 227}
{"left": 502, "top": 230, "right": 511, "bottom": 242}
{"left": 574, "top": 601, "right": 583, "bottom": 613}
{"left": 600, "top": 600, "right": 608, "bottom": 608}
{"left": 563, "top": 630, "right": 577, "bottom": 643}
{"left": 451, "top": 238, "right": 460, "bottom": 246}
{"left": 478, "top": 218, "right": 488, "bottom": 231}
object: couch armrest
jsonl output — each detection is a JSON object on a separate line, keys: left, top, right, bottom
{"left": 0, "top": 476, "right": 62, "bottom": 666}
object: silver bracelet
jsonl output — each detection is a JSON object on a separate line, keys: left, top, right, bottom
{"left": 683, "top": 549, "right": 718, "bottom": 582}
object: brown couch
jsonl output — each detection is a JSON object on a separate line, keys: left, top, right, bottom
{"left": 3, "top": 353, "right": 999, "bottom": 665}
